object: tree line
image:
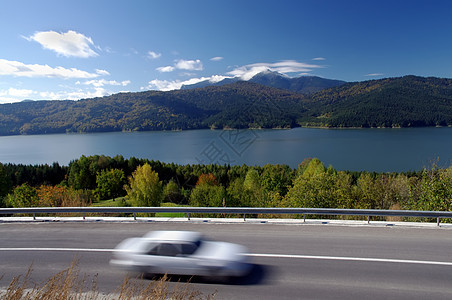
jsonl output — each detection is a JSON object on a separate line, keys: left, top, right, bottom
{"left": 1, "top": 155, "right": 451, "bottom": 215}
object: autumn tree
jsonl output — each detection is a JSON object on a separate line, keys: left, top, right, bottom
{"left": 189, "top": 173, "right": 225, "bottom": 207}
{"left": 196, "top": 173, "right": 218, "bottom": 186}
{"left": 37, "top": 185, "right": 68, "bottom": 207}
{"left": 125, "top": 163, "right": 163, "bottom": 207}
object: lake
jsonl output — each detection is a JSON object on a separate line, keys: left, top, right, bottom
{"left": 0, "top": 127, "right": 451, "bottom": 172}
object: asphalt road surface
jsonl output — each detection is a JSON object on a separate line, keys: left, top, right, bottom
{"left": 1, "top": 221, "right": 452, "bottom": 299}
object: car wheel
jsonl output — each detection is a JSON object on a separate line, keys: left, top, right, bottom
{"left": 142, "top": 266, "right": 158, "bottom": 278}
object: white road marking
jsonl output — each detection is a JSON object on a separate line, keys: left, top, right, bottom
{"left": 0, "top": 248, "right": 112, "bottom": 252}
{"left": 246, "top": 253, "right": 452, "bottom": 266}
{"left": 1, "top": 248, "right": 452, "bottom": 266}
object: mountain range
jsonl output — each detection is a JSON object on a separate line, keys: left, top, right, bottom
{"left": 0, "top": 73, "right": 451, "bottom": 136}
{"left": 181, "top": 70, "right": 345, "bottom": 94}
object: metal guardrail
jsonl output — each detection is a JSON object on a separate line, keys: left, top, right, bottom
{"left": 1, "top": 207, "right": 451, "bottom": 226}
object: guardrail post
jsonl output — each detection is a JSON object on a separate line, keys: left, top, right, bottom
{"left": 187, "top": 213, "right": 190, "bottom": 220}
{"left": 33, "top": 213, "right": 36, "bottom": 221}
{"left": 83, "top": 212, "right": 85, "bottom": 220}
{"left": 133, "top": 213, "right": 136, "bottom": 221}
{"left": 437, "top": 217, "right": 440, "bottom": 226}
{"left": 303, "top": 214, "right": 306, "bottom": 223}
{"left": 367, "top": 216, "right": 370, "bottom": 224}
{"left": 243, "top": 214, "right": 246, "bottom": 221}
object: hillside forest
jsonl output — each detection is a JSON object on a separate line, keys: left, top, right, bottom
{"left": 0, "top": 75, "right": 452, "bottom": 136}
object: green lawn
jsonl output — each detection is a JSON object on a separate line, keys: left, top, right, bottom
{"left": 91, "top": 197, "right": 129, "bottom": 207}
{"left": 91, "top": 199, "right": 188, "bottom": 217}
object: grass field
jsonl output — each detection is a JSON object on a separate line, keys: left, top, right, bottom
{"left": 91, "top": 199, "right": 189, "bottom": 218}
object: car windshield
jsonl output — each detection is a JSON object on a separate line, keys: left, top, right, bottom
{"left": 181, "top": 240, "right": 202, "bottom": 255}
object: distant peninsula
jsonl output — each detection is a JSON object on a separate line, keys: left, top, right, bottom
{"left": 0, "top": 74, "right": 451, "bottom": 136}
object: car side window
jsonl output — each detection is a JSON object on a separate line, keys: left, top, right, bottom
{"left": 157, "top": 243, "right": 180, "bottom": 256}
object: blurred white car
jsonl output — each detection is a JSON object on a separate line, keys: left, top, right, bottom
{"left": 110, "top": 230, "right": 252, "bottom": 277}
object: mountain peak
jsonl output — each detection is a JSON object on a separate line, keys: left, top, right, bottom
{"left": 250, "top": 70, "right": 289, "bottom": 79}
{"left": 181, "top": 71, "right": 346, "bottom": 94}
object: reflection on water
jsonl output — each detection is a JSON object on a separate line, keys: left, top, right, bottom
{"left": 0, "top": 127, "right": 451, "bottom": 172}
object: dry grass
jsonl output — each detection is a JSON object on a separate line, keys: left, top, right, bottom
{"left": 386, "top": 203, "right": 403, "bottom": 222}
{"left": 0, "top": 260, "right": 216, "bottom": 300}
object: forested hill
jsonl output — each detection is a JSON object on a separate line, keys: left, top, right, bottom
{"left": 181, "top": 71, "right": 346, "bottom": 94}
{"left": 1, "top": 75, "right": 452, "bottom": 136}
{"left": 298, "top": 75, "right": 452, "bottom": 127}
{"left": 0, "top": 82, "right": 307, "bottom": 135}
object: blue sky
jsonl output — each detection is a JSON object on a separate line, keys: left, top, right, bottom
{"left": 1, "top": 0, "right": 451, "bottom": 103}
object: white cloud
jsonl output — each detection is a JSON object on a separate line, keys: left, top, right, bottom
{"left": 147, "top": 51, "right": 161, "bottom": 59}
{"left": 365, "top": 73, "right": 384, "bottom": 76}
{"left": 227, "top": 65, "right": 271, "bottom": 81}
{"left": 227, "top": 60, "right": 323, "bottom": 80}
{"left": 156, "top": 66, "right": 175, "bottom": 72}
{"left": 0, "top": 88, "right": 36, "bottom": 103}
{"left": 0, "top": 86, "right": 114, "bottom": 102}
{"left": 95, "top": 69, "right": 110, "bottom": 76}
{"left": 103, "top": 46, "right": 114, "bottom": 54}
{"left": 0, "top": 59, "right": 102, "bottom": 79}
{"left": 39, "top": 87, "right": 110, "bottom": 100}
{"left": 210, "top": 56, "right": 223, "bottom": 61}
{"left": 143, "top": 59, "right": 328, "bottom": 92}
{"left": 5, "top": 87, "right": 34, "bottom": 98}
{"left": 83, "top": 79, "right": 131, "bottom": 87}
{"left": 145, "top": 79, "right": 181, "bottom": 91}
{"left": 27, "top": 30, "right": 98, "bottom": 58}
{"left": 207, "top": 75, "right": 229, "bottom": 83}
{"left": 312, "top": 57, "right": 326, "bottom": 61}
{"left": 156, "top": 58, "right": 204, "bottom": 73}
{"left": 175, "top": 59, "right": 203, "bottom": 71}
{"left": 147, "top": 59, "right": 325, "bottom": 91}
{"left": 144, "top": 75, "right": 231, "bottom": 91}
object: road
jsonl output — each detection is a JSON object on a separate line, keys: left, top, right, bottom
{"left": 1, "top": 221, "right": 452, "bottom": 299}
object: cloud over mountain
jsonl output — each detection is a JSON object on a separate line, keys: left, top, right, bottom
{"left": 227, "top": 60, "right": 324, "bottom": 80}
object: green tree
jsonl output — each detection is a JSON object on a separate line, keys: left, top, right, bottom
{"left": 163, "top": 180, "right": 184, "bottom": 204}
{"left": 67, "top": 155, "right": 94, "bottom": 190}
{"left": 284, "top": 160, "right": 341, "bottom": 208}
{"left": 410, "top": 166, "right": 452, "bottom": 211}
{"left": 226, "top": 178, "right": 246, "bottom": 207}
{"left": 125, "top": 163, "right": 163, "bottom": 207}
{"left": 6, "top": 183, "right": 39, "bottom": 208}
{"left": 189, "top": 184, "right": 226, "bottom": 207}
{"left": 0, "top": 163, "right": 12, "bottom": 207}
{"left": 355, "top": 173, "right": 379, "bottom": 209}
{"left": 242, "top": 169, "right": 265, "bottom": 207}
{"left": 260, "top": 164, "right": 294, "bottom": 196}
{"left": 243, "top": 169, "right": 260, "bottom": 191}
{"left": 95, "top": 168, "right": 126, "bottom": 201}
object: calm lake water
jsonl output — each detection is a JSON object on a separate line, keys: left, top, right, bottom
{"left": 0, "top": 127, "right": 451, "bottom": 172}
